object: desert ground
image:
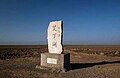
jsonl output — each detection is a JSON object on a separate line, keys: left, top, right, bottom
{"left": 0, "top": 45, "right": 120, "bottom": 78}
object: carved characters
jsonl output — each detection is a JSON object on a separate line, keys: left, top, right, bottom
{"left": 47, "top": 21, "right": 63, "bottom": 54}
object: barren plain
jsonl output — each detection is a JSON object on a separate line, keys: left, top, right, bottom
{"left": 0, "top": 45, "right": 120, "bottom": 78}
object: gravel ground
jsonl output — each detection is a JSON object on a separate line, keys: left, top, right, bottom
{"left": 0, "top": 51, "right": 120, "bottom": 78}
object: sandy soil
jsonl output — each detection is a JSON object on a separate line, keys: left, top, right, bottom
{"left": 0, "top": 45, "right": 120, "bottom": 78}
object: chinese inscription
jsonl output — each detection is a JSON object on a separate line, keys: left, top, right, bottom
{"left": 47, "top": 21, "right": 63, "bottom": 54}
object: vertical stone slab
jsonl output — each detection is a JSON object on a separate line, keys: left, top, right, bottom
{"left": 37, "top": 20, "right": 70, "bottom": 72}
{"left": 47, "top": 21, "right": 63, "bottom": 54}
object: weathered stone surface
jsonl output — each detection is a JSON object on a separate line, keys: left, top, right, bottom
{"left": 41, "top": 53, "right": 70, "bottom": 69}
{"left": 38, "top": 20, "right": 70, "bottom": 72}
{"left": 47, "top": 20, "right": 63, "bottom": 54}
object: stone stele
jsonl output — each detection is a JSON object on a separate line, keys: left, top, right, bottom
{"left": 38, "top": 20, "right": 70, "bottom": 72}
{"left": 47, "top": 20, "right": 63, "bottom": 54}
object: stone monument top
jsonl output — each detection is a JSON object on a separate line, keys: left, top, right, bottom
{"left": 47, "top": 20, "right": 63, "bottom": 54}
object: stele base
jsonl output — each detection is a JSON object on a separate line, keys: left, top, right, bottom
{"left": 40, "top": 52, "right": 70, "bottom": 71}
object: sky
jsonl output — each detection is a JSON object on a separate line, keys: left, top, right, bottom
{"left": 0, "top": 0, "right": 120, "bottom": 45}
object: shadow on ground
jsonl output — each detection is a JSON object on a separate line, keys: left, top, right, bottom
{"left": 70, "top": 61, "right": 120, "bottom": 70}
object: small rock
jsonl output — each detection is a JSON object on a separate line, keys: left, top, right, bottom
{"left": 100, "top": 52, "right": 104, "bottom": 55}
{"left": 115, "top": 51, "right": 119, "bottom": 55}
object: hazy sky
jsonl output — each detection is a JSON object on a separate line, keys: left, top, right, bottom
{"left": 0, "top": 0, "right": 120, "bottom": 45}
